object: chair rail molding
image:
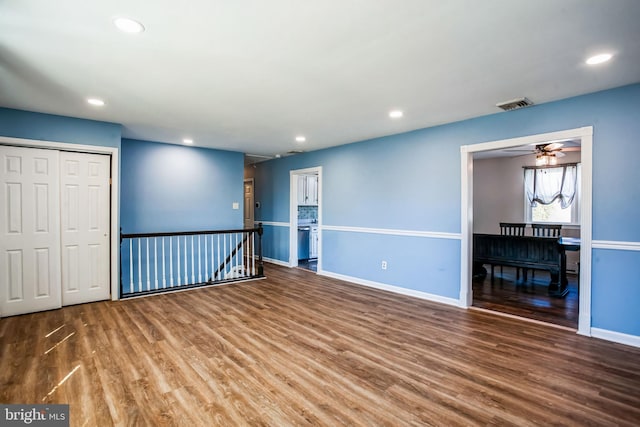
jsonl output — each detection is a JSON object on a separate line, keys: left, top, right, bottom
{"left": 592, "top": 240, "right": 640, "bottom": 251}
{"left": 322, "top": 225, "right": 461, "bottom": 240}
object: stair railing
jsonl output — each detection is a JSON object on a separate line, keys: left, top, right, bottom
{"left": 120, "top": 224, "right": 263, "bottom": 298}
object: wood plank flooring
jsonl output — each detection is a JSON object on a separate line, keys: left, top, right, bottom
{"left": 473, "top": 266, "right": 579, "bottom": 328}
{"left": 1, "top": 263, "right": 639, "bottom": 426}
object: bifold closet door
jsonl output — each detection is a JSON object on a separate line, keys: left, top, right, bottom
{"left": 60, "top": 151, "right": 111, "bottom": 306}
{"left": 0, "top": 146, "right": 62, "bottom": 316}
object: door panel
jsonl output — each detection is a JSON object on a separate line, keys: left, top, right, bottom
{"left": 244, "top": 180, "right": 254, "bottom": 229}
{"left": 60, "top": 152, "right": 110, "bottom": 305}
{"left": 0, "top": 146, "right": 62, "bottom": 316}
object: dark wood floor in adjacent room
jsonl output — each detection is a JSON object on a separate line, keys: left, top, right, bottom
{"left": 1, "top": 263, "right": 639, "bottom": 426}
{"left": 472, "top": 265, "right": 579, "bottom": 328}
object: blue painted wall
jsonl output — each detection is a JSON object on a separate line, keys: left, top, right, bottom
{"left": 0, "top": 108, "right": 121, "bottom": 148}
{"left": 120, "top": 138, "right": 244, "bottom": 233}
{"left": 255, "top": 83, "right": 640, "bottom": 337}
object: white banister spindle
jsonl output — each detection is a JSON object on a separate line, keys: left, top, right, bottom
{"left": 197, "top": 235, "right": 202, "bottom": 282}
{"left": 217, "top": 235, "right": 221, "bottom": 279}
{"left": 238, "top": 232, "right": 242, "bottom": 277}
{"left": 224, "top": 234, "right": 228, "bottom": 278}
{"left": 252, "top": 232, "right": 256, "bottom": 275}
{"left": 137, "top": 239, "right": 142, "bottom": 292}
{"left": 154, "top": 238, "right": 158, "bottom": 289}
{"left": 231, "top": 233, "right": 238, "bottom": 275}
{"left": 191, "top": 235, "right": 195, "bottom": 284}
{"left": 245, "top": 232, "right": 250, "bottom": 276}
{"left": 146, "top": 238, "right": 151, "bottom": 291}
{"left": 162, "top": 237, "right": 166, "bottom": 288}
{"left": 169, "top": 237, "right": 174, "bottom": 287}
{"left": 232, "top": 233, "right": 236, "bottom": 276}
{"left": 246, "top": 232, "right": 250, "bottom": 277}
{"left": 176, "top": 236, "right": 181, "bottom": 286}
{"left": 184, "top": 236, "right": 188, "bottom": 285}
{"left": 241, "top": 232, "right": 245, "bottom": 277}
{"left": 211, "top": 234, "right": 216, "bottom": 281}
{"left": 129, "top": 240, "right": 134, "bottom": 293}
{"left": 204, "top": 235, "right": 208, "bottom": 282}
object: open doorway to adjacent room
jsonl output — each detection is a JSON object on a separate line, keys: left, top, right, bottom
{"left": 290, "top": 167, "right": 322, "bottom": 272}
{"left": 460, "top": 127, "right": 592, "bottom": 335}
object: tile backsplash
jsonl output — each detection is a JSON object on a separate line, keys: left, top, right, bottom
{"left": 298, "top": 206, "right": 318, "bottom": 221}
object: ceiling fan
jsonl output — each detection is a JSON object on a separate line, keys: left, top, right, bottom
{"left": 507, "top": 140, "right": 581, "bottom": 166}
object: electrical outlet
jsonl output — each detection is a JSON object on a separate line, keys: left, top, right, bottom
{"left": 381, "top": 261, "right": 387, "bottom": 270}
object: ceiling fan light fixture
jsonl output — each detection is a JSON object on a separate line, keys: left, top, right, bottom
{"left": 536, "top": 152, "right": 557, "bottom": 166}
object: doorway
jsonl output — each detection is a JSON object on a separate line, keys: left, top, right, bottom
{"left": 460, "top": 127, "right": 593, "bottom": 336}
{"left": 289, "top": 167, "right": 322, "bottom": 272}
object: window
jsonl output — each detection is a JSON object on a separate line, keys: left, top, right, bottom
{"left": 524, "top": 164, "right": 581, "bottom": 224}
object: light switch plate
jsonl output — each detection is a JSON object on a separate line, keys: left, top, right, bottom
{"left": 232, "top": 202, "right": 239, "bottom": 209}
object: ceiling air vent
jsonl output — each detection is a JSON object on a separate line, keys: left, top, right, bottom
{"left": 286, "top": 149, "right": 304, "bottom": 155}
{"left": 496, "top": 97, "right": 534, "bottom": 111}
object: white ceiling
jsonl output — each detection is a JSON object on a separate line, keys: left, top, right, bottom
{"left": 1, "top": 1, "right": 639, "bottom": 158}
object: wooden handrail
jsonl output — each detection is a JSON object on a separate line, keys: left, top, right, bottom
{"left": 121, "top": 226, "right": 261, "bottom": 240}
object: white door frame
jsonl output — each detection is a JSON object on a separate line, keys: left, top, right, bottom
{"left": 0, "top": 136, "right": 120, "bottom": 301}
{"left": 289, "top": 166, "right": 322, "bottom": 270}
{"left": 460, "top": 126, "right": 593, "bottom": 336}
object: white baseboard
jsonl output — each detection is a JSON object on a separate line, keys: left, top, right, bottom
{"left": 591, "top": 328, "right": 640, "bottom": 348}
{"left": 317, "top": 269, "right": 461, "bottom": 308}
{"left": 263, "top": 257, "right": 291, "bottom": 267}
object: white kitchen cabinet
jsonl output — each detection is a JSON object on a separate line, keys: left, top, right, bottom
{"left": 309, "top": 225, "right": 319, "bottom": 259}
{"left": 297, "top": 174, "right": 318, "bottom": 206}
{"left": 297, "top": 175, "right": 307, "bottom": 205}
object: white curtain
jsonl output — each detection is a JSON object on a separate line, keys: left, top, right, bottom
{"left": 524, "top": 165, "right": 578, "bottom": 208}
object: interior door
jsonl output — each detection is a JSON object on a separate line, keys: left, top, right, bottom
{"left": 60, "top": 151, "right": 111, "bottom": 305}
{"left": 244, "top": 179, "right": 254, "bottom": 229}
{"left": 0, "top": 146, "right": 62, "bottom": 316}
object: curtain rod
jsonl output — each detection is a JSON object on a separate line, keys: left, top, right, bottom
{"left": 523, "top": 162, "right": 579, "bottom": 170}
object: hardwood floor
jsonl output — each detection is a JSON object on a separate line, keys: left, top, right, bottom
{"left": 473, "top": 266, "right": 579, "bottom": 328}
{"left": 2, "top": 263, "right": 639, "bottom": 426}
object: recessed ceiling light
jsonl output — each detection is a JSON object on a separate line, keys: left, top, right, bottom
{"left": 295, "top": 136, "right": 306, "bottom": 142}
{"left": 389, "top": 110, "right": 403, "bottom": 119}
{"left": 113, "top": 17, "right": 145, "bottom": 34}
{"left": 182, "top": 138, "right": 193, "bottom": 145}
{"left": 586, "top": 53, "right": 613, "bottom": 65}
{"left": 87, "top": 98, "right": 105, "bottom": 107}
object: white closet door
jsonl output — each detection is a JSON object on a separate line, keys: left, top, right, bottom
{"left": 0, "top": 146, "right": 62, "bottom": 316}
{"left": 60, "top": 152, "right": 111, "bottom": 305}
